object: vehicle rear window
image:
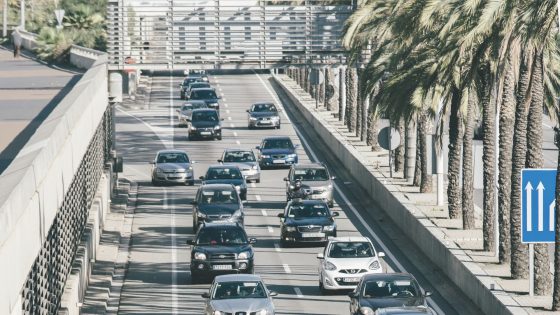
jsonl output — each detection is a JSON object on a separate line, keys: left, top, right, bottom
{"left": 191, "top": 90, "right": 217, "bottom": 99}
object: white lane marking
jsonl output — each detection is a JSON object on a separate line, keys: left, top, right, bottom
{"left": 233, "top": 132, "right": 238, "bottom": 137}
{"left": 219, "top": 87, "right": 223, "bottom": 92}
{"left": 227, "top": 117, "right": 232, "bottom": 121}
{"left": 256, "top": 73, "right": 445, "bottom": 315}
{"left": 223, "top": 97, "right": 227, "bottom": 102}
{"left": 230, "top": 123, "right": 235, "bottom": 128}
{"left": 250, "top": 182, "right": 256, "bottom": 188}
{"left": 274, "top": 243, "right": 281, "bottom": 251}
{"left": 268, "top": 226, "right": 275, "bottom": 233}
{"left": 225, "top": 103, "right": 229, "bottom": 108}
{"left": 283, "top": 264, "right": 291, "bottom": 274}
{"left": 256, "top": 195, "right": 262, "bottom": 202}
{"left": 294, "top": 287, "right": 304, "bottom": 298}
{"left": 260, "top": 209, "right": 267, "bottom": 216}
{"left": 226, "top": 109, "right": 230, "bottom": 114}
{"left": 116, "top": 107, "right": 173, "bottom": 149}
{"left": 164, "top": 189, "right": 179, "bottom": 314}
{"left": 236, "top": 140, "right": 241, "bottom": 145}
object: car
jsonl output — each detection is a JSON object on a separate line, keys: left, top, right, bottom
{"left": 256, "top": 136, "right": 299, "bottom": 168}
{"left": 247, "top": 102, "right": 281, "bottom": 129}
{"left": 188, "top": 108, "right": 223, "bottom": 140}
{"left": 190, "top": 87, "right": 221, "bottom": 111}
{"left": 200, "top": 165, "right": 248, "bottom": 200}
{"left": 188, "top": 223, "right": 257, "bottom": 284}
{"left": 278, "top": 199, "right": 338, "bottom": 246}
{"left": 374, "top": 306, "right": 437, "bottom": 315}
{"left": 218, "top": 149, "right": 261, "bottom": 183}
{"left": 284, "top": 163, "right": 335, "bottom": 207}
{"left": 348, "top": 273, "right": 432, "bottom": 315}
{"left": 191, "top": 184, "right": 244, "bottom": 231}
{"left": 176, "top": 100, "right": 208, "bottom": 127}
{"left": 185, "top": 81, "right": 212, "bottom": 99}
{"left": 201, "top": 274, "right": 277, "bottom": 314}
{"left": 317, "top": 236, "right": 385, "bottom": 294}
{"left": 150, "top": 150, "right": 195, "bottom": 186}
{"left": 180, "top": 76, "right": 204, "bottom": 99}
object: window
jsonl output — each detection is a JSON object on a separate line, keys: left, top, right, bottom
{"left": 362, "top": 279, "right": 418, "bottom": 298}
{"left": 192, "top": 111, "right": 218, "bottom": 122}
{"left": 287, "top": 204, "right": 328, "bottom": 218}
{"left": 328, "top": 242, "right": 374, "bottom": 258}
{"left": 262, "top": 139, "right": 293, "bottom": 149}
{"left": 223, "top": 151, "right": 256, "bottom": 162}
{"left": 251, "top": 103, "right": 277, "bottom": 112}
{"left": 293, "top": 168, "right": 329, "bottom": 181}
{"left": 191, "top": 90, "right": 217, "bottom": 99}
{"left": 197, "top": 227, "right": 247, "bottom": 246}
{"left": 212, "top": 281, "right": 266, "bottom": 299}
{"left": 199, "top": 189, "right": 238, "bottom": 204}
{"left": 206, "top": 167, "right": 242, "bottom": 180}
{"left": 157, "top": 153, "right": 189, "bottom": 163}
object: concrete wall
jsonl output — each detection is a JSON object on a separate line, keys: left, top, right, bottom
{"left": 273, "top": 75, "right": 513, "bottom": 315}
{"left": 0, "top": 51, "right": 109, "bottom": 314}
{"left": 69, "top": 45, "right": 104, "bottom": 69}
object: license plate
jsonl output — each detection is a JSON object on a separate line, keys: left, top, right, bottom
{"left": 301, "top": 232, "right": 324, "bottom": 238}
{"left": 260, "top": 121, "right": 272, "bottom": 124}
{"left": 200, "top": 131, "right": 211, "bottom": 136}
{"left": 272, "top": 159, "right": 285, "bottom": 164}
{"left": 343, "top": 277, "right": 361, "bottom": 283}
{"left": 212, "top": 265, "right": 232, "bottom": 270}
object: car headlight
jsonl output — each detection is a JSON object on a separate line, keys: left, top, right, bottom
{"left": 230, "top": 210, "right": 242, "bottom": 219}
{"left": 256, "top": 310, "right": 268, "bottom": 315}
{"left": 359, "top": 307, "right": 374, "bottom": 315}
{"left": 210, "top": 102, "right": 218, "bottom": 106}
{"left": 188, "top": 166, "right": 193, "bottom": 171}
{"left": 190, "top": 126, "right": 197, "bottom": 131}
{"left": 324, "top": 261, "right": 337, "bottom": 271}
{"left": 328, "top": 184, "right": 333, "bottom": 189}
{"left": 251, "top": 165, "right": 258, "bottom": 170}
{"left": 287, "top": 154, "right": 297, "bottom": 158}
{"left": 323, "top": 225, "right": 335, "bottom": 232}
{"left": 212, "top": 311, "right": 223, "bottom": 315}
{"left": 197, "top": 212, "right": 207, "bottom": 219}
{"left": 271, "top": 116, "right": 279, "bottom": 120}
{"left": 238, "top": 251, "right": 251, "bottom": 259}
{"left": 194, "top": 252, "right": 207, "bottom": 260}
{"left": 261, "top": 155, "right": 270, "bottom": 158}
{"left": 285, "top": 226, "right": 297, "bottom": 232}
{"left": 249, "top": 116, "right": 258, "bottom": 121}
{"left": 156, "top": 168, "right": 164, "bottom": 174}
{"left": 214, "top": 125, "right": 221, "bottom": 130}
{"left": 235, "top": 185, "right": 241, "bottom": 192}
{"left": 369, "top": 260, "right": 380, "bottom": 270}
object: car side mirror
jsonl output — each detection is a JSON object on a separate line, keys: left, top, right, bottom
{"left": 294, "top": 144, "right": 300, "bottom": 148}
{"left": 246, "top": 109, "right": 250, "bottom": 112}
{"left": 255, "top": 146, "right": 261, "bottom": 150}
{"left": 269, "top": 291, "right": 278, "bottom": 297}
{"left": 425, "top": 291, "right": 432, "bottom": 297}
{"left": 218, "top": 96, "right": 222, "bottom": 99}
{"left": 317, "top": 253, "right": 324, "bottom": 259}
{"left": 331, "top": 211, "right": 339, "bottom": 217}
{"left": 283, "top": 177, "right": 289, "bottom": 181}
{"left": 249, "top": 238, "right": 257, "bottom": 244}
{"left": 331, "top": 176, "right": 336, "bottom": 180}
{"left": 277, "top": 213, "right": 285, "bottom": 218}
{"left": 149, "top": 161, "right": 155, "bottom": 164}
{"left": 176, "top": 109, "right": 180, "bottom": 113}
{"left": 201, "top": 292, "right": 210, "bottom": 299}
{"left": 186, "top": 239, "right": 194, "bottom": 245}
{"left": 348, "top": 292, "right": 358, "bottom": 298}
{"left": 377, "top": 252, "right": 385, "bottom": 258}
{"left": 217, "top": 159, "right": 223, "bottom": 163}
{"left": 199, "top": 176, "right": 205, "bottom": 180}
{"left": 190, "top": 201, "right": 198, "bottom": 205}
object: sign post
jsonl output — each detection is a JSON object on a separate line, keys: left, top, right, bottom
{"left": 378, "top": 127, "right": 401, "bottom": 178}
{"left": 521, "top": 169, "right": 557, "bottom": 296}
{"left": 309, "top": 68, "right": 324, "bottom": 110}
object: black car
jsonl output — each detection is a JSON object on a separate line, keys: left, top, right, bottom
{"left": 180, "top": 76, "right": 204, "bottom": 99}
{"left": 200, "top": 165, "right": 248, "bottom": 200}
{"left": 188, "top": 109, "right": 223, "bottom": 140}
{"left": 186, "top": 82, "right": 212, "bottom": 99}
{"left": 278, "top": 199, "right": 338, "bottom": 246}
{"left": 187, "top": 222, "right": 257, "bottom": 283}
{"left": 247, "top": 102, "right": 281, "bottom": 129}
{"left": 191, "top": 184, "right": 244, "bottom": 232}
{"left": 348, "top": 273, "right": 432, "bottom": 315}
{"left": 256, "top": 136, "right": 299, "bottom": 168}
{"left": 190, "top": 87, "right": 221, "bottom": 111}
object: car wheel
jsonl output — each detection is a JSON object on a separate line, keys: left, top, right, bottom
{"left": 280, "top": 239, "right": 290, "bottom": 248}
{"left": 192, "top": 220, "right": 198, "bottom": 233}
{"left": 241, "top": 193, "right": 247, "bottom": 201}
{"left": 276, "top": 124, "right": 281, "bottom": 129}
{"left": 217, "top": 135, "right": 222, "bottom": 140}
{"left": 328, "top": 201, "right": 334, "bottom": 208}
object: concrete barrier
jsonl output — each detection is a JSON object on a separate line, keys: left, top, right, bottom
{"left": 273, "top": 75, "right": 514, "bottom": 315}
{"left": 0, "top": 47, "right": 109, "bottom": 314}
{"left": 69, "top": 45, "right": 104, "bottom": 69}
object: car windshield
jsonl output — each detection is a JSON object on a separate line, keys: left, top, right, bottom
{"left": 199, "top": 189, "right": 238, "bottom": 204}
{"left": 190, "top": 83, "right": 210, "bottom": 90}
{"left": 183, "top": 103, "right": 207, "bottom": 111}
{"left": 287, "top": 203, "right": 329, "bottom": 218}
{"left": 223, "top": 151, "right": 256, "bottom": 162}
{"left": 192, "top": 111, "right": 219, "bottom": 122}
{"left": 184, "top": 78, "right": 200, "bottom": 85}
{"left": 157, "top": 153, "right": 189, "bottom": 163}
{"left": 212, "top": 281, "right": 267, "bottom": 300}
{"left": 252, "top": 103, "right": 277, "bottom": 112}
{"left": 328, "top": 242, "right": 374, "bottom": 258}
{"left": 293, "top": 168, "right": 329, "bottom": 181}
{"left": 262, "top": 139, "right": 293, "bottom": 149}
{"left": 191, "top": 90, "right": 217, "bottom": 99}
{"left": 197, "top": 227, "right": 248, "bottom": 246}
{"left": 206, "top": 167, "right": 243, "bottom": 180}
{"left": 362, "top": 279, "right": 419, "bottom": 298}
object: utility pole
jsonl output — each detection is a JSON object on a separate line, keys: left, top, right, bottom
{"left": 2, "top": 0, "right": 7, "bottom": 37}
{"left": 20, "top": 0, "right": 25, "bottom": 29}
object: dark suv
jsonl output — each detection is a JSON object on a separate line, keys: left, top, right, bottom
{"left": 278, "top": 199, "right": 338, "bottom": 246}
{"left": 190, "top": 88, "right": 221, "bottom": 111}
{"left": 188, "top": 222, "right": 257, "bottom": 283}
{"left": 191, "top": 184, "right": 244, "bottom": 232}
{"left": 188, "top": 109, "right": 222, "bottom": 140}
{"left": 179, "top": 76, "right": 203, "bottom": 99}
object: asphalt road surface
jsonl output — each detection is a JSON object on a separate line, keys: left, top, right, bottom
{"left": 115, "top": 73, "right": 483, "bottom": 315}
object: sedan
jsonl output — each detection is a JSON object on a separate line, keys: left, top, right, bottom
{"left": 200, "top": 165, "right": 248, "bottom": 200}
{"left": 317, "top": 236, "right": 385, "bottom": 294}
{"left": 202, "top": 274, "right": 277, "bottom": 315}
{"left": 247, "top": 102, "right": 281, "bottom": 129}
{"left": 176, "top": 100, "right": 208, "bottom": 127}
{"left": 150, "top": 150, "right": 195, "bottom": 185}
{"left": 189, "top": 109, "right": 223, "bottom": 140}
{"left": 256, "top": 136, "right": 299, "bottom": 168}
{"left": 348, "top": 273, "right": 432, "bottom": 315}
{"left": 218, "top": 149, "right": 261, "bottom": 183}
{"left": 278, "top": 199, "right": 338, "bottom": 246}
{"left": 185, "top": 82, "right": 211, "bottom": 99}
{"left": 190, "top": 87, "right": 221, "bottom": 111}
{"left": 192, "top": 184, "right": 244, "bottom": 232}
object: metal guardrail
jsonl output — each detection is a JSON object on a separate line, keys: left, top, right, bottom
{"left": 107, "top": 0, "right": 354, "bottom": 70}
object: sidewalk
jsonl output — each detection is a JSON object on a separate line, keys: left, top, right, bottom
{"left": 275, "top": 74, "right": 553, "bottom": 314}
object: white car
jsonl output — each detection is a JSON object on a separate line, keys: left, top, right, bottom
{"left": 317, "top": 236, "right": 385, "bottom": 294}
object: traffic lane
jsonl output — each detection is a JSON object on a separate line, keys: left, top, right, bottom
{"left": 267, "top": 74, "right": 482, "bottom": 314}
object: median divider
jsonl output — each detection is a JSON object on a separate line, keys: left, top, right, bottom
{"left": 272, "top": 74, "right": 519, "bottom": 315}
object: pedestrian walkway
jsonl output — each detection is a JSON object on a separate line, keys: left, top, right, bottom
{"left": 0, "top": 46, "right": 81, "bottom": 174}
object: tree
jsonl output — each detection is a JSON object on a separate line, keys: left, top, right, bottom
{"left": 338, "top": 67, "right": 346, "bottom": 121}
{"left": 462, "top": 86, "right": 476, "bottom": 229}
{"left": 347, "top": 67, "right": 358, "bottom": 133}
{"left": 447, "top": 87, "right": 464, "bottom": 219}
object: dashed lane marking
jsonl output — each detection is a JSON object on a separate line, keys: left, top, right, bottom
{"left": 294, "top": 287, "right": 304, "bottom": 298}
{"left": 283, "top": 264, "right": 291, "bottom": 274}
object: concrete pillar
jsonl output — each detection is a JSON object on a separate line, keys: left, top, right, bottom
{"left": 19, "top": 0, "right": 24, "bottom": 28}
{"left": 109, "top": 71, "right": 123, "bottom": 102}
{"left": 2, "top": 0, "right": 7, "bottom": 37}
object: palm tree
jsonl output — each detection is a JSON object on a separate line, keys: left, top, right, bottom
{"left": 347, "top": 67, "right": 358, "bottom": 133}
{"left": 394, "top": 118, "right": 405, "bottom": 170}
{"left": 339, "top": 67, "right": 346, "bottom": 121}
{"left": 552, "top": 124, "right": 560, "bottom": 309}
{"left": 356, "top": 68, "right": 363, "bottom": 137}
{"left": 447, "top": 87, "right": 463, "bottom": 219}
{"left": 367, "top": 82, "right": 382, "bottom": 151}
{"left": 418, "top": 110, "right": 432, "bottom": 193}
{"left": 462, "top": 86, "right": 476, "bottom": 229}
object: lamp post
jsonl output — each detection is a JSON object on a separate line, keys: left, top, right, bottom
{"left": 19, "top": 0, "right": 24, "bottom": 29}
{"left": 2, "top": 0, "right": 7, "bottom": 37}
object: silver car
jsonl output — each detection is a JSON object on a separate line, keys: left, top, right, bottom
{"left": 176, "top": 100, "right": 208, "bottom": 127}
{"left": 284, "top": 163, "right": 335, "bottom": 207}
{"left": 218, "top": 149, "right": 261, "bottom": 183}
{"left": 202, "top": 274, "right": 277, "bottom": 315}
{"left": 150, "top": 150, "right": 195, "bottom": 185}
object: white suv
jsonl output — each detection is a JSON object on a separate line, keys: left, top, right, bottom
{"left": 317, "top": 236, "right": 385, "bottom": 294}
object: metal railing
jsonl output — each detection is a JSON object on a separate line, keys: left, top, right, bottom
{"left": 106, "top": 0, "right": 354, "bottom": 70}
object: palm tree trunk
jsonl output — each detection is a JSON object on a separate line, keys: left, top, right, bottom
{"left": 525, "top": 51, "right": 551, "bottom": 295}
{"left": 413, "top": 118, "right": 422, "bottom": 187}
{"left": 481, "top": 66, "right": 496, "bottom": 252}
{"left": 361, "top": 93, "right": 368, "bottom": 141}
{"left": 404, "top": 118, "right": 417, "bottom": 180}
{"left": 419, "top": 111, "right": 432, "bottom": 193}
{"left": 338, "top": 67, "right": 346, "bottom": 121}
{"left": 510, "top": 55, "right": 531, "bottom": 279}
{"left": 347, "top": 67, "right": 358, "bottom": 133}
{"left": 552, "top": 140, "right": 560, "bottom": 309}
{"left": 356, "top": 71, "right": 363, "bottom": 137}
{"left": 318, "top": 68, "right": 325, "bottom": 105}
{"left": 395, "top": 118, "right": 405, "bottom": 170}
{"left": 366, "top": 85, "right": 380, "bottom": 150}
{"left": 498, "top": 56, "right": 516, "bottom": 264}
{"left": 448, "top": 87, "right": 464, "bottom": 219}
{"left": 326, "top": 68, "right": 336, "bottom": 111}
{"left": 462, "top": 87, "right": 476, "bottom": 229}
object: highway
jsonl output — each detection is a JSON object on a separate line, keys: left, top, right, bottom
{"left": 114, "top": 73, "right": 483, "bottom": 315}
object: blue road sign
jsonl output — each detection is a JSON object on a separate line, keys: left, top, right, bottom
{"left": 521, "top": 169, "right": 557, "bottom": 243}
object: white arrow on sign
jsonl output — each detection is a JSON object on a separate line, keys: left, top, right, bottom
{"left": 55, "top": 9, "right": 65, "bottom": 27}
{"left": 526, "top": 182, "right": 533, "bottom": 231}
{"left": 537, "top": 182, "right": 545, "bottom": 231}
{"left": 550, "top": 200, "right": 556, "bottom": 232}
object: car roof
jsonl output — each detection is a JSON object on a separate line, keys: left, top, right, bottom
{"left": 214, "top": 274, "right": 263, "bottom": 282}
{"left": 200, "top": 183, "right": 236, "bottom": 190}
{"left": 190, "top": 87, "right": 215, "bottom": 92}
{"left": 262, "top": 136, "right": 292, "bottom": 141}
{"left": 183, "top": 100, "right": 207, "bottom": 105}
{"left": 207, "top": 164, "right": 242, "bottom": 170}
{"left": 252, "top": 101, "right": 275, "bottom": 105}
{"left": 192, "top": 108, "right": 218, "bottom": 113}
{"left": 157, "top": 149, "right": 187, "bottom": 155}
{"left": 361, "top": 272, "right": 416, "bottom": 282}
{"left": 224, "top": 148, "right": 254, "bottom": 153}
{"left": 293, "top": 163, "right": 325, "bottom": 170}
{"left": 328, "top": 236, "right": 371, "bottom": 243}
